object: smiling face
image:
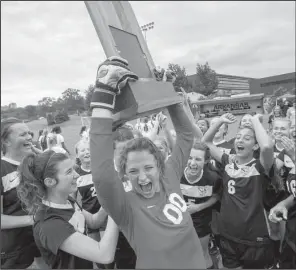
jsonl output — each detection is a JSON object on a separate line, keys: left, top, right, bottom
{"left": 5, "top": 123, "right": 33, "bottom": 157}
{"left": 234, "top": 128, "right": 258, "bottom": 158}
{"left": 187, "top": 148, "right": 205, "bottom": 177}
{"left": 125, "top": 150, "right": 160, "bottom": 199}
{"left": 274, "top": 106, "right": 281, "bottom": 117}
{"left": 197, "top": 119, "right": 209, "bottom": 134}
{"left": 77, "top": 141, "right": 90, "bottom": 165}
{"left": 54, "top": 159, "right": 80, "bottom": 195}
{"left": 272, "top": 119, "right": 290, "bottom": 142}
{"left": 240, "top": 114, "right": 253, "bottom": 128}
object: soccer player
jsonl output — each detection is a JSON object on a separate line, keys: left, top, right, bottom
{"left": 89, "top": 56, "right": 206, "bottom": 269}
{"left": 113, "top": 126, "right": 137, "bottom": 269}
{"left": 197, "top": 118, "right": 210, "bottom": 135}
{"left": 202, "top": 113, "right": 276, "bottom": 269}
{"left": 269, "top": 168, "right": 296, "bottom": 269}
{"left": 74, "top": 140, "right": 107, "bottom": 238}
{"left": 180, "top": 142, "right": 221, "bottom": 269}
{"left": 1, "top": 118, "right": 46, "bottom": 269}
{"left": 16, "top": 150, "right": 119, "bottom": 269}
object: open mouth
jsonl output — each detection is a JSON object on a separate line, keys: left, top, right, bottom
{"left": 189, "top": 167, "right": 198, "bottom": 174}
{"left": 23, "top": 142, "right": 32, "bottom": 148}
{"left": 139, "top": 182, "right": 153, "bottom": 193}
{"left": 236, "top": 146, "right": 245, "bottom": 152}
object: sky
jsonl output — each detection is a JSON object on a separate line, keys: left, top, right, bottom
{"left": 1, "top": 1, "right": 295, "bottom": 107}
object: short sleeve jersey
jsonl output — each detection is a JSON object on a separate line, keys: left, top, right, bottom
{"left": 33, "top": 198, "right": 93, "bottom": 269}
{"left": 56, "top": 134, "right": 64, "bottom": 148}
{"left": 219, "top": 153, "right": 273, "bottom": 244}
{"left": 285, "top": 172, "right": 296, "bottom": 253}
{"left": 75, "top": 166, "right": 101, "bottom": 214}
{"left": 75, "top": 166, "right": 103, "bottom": 233}
{"left": 1, "top": 157, "right": 37, "bottom": 257}
{"left": 180, "top": 166, "right": 221, "bottom": 228}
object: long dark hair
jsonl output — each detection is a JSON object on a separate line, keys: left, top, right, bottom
{"left": 17, "top": 150, "right": 68, "bottom": 215}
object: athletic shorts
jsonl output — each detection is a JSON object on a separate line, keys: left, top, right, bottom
{"left": 193, "top": 213, "right": 212, "bottom": 238}
{"left": 1, "top": 243, "right": 40, "bottom": 269}
{"left": 219, "top": 236, "right": 275, "bottom": 269}
{"left": 279, "top": 240, "right": 296, "bottom": 269}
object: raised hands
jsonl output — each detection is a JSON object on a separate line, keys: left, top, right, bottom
{"left": 219, "top": 113, "right": 237, "bottom": 124}
{"left": 280, "top": 136, "right": 295, "bottom": 160}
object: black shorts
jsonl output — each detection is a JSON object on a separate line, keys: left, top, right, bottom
{"left": 1, "top": 243, "right": 40, "bottom": 269}
{"left": 279, "top": 240, "right": 296, "bottom": 269}
{"left": 193, "top": 213, "right": 212, "bottom": 238}
{"left": 219, "top": 236, "right": 275, "bottom": 269}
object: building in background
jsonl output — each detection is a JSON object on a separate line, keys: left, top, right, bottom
{"left": 8, "top": 102, "right": 17, "bottom": 109}
{"left": 187, "top": 72, "right": 295, "bottom": 97}
{"left": 249, "top": 72, "right": 295, "bottom": 96}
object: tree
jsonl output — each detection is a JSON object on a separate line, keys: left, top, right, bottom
{"left": 24, "top": 105, "right": 37, "bottom": 118}
{"left": 84, "top": 84, "right": 95, "bottom": 112}
{"left": 167, "top": 63, "right": 190, "bottom": 92}
{"left": 195, "top": 62, "right": 219, "bottom": 96}
{"left": 37, "top": 97, "right": 56, "bottom": 116}
{"left": 61, "top": 88, "right": 85, "bottom": 112}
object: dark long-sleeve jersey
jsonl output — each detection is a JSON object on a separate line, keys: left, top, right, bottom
{"left": 90, "top": 104, "right": 206, "bottom": 269}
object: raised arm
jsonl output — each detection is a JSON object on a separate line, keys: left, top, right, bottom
{"left": 89, "top": 56, "right": 138, "bottom": 227}
{"left": 250, "top": 114, "right": 274, "bottom": 172}
{"left": 90, "top": 110, "right": 130, "bottom": 227}
{"left": 202, "top": 113, "right": 236, "bottom": 163}
{"left": 166, "top": 103, "right": 194, "bottom": 181}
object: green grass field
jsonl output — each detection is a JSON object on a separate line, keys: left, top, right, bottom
{"left": 27, "top": 113, "right": 270, "bottom": 159}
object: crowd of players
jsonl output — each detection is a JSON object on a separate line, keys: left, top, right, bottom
{"left": 1, "top": 57, "right": 295, "bottom": 269}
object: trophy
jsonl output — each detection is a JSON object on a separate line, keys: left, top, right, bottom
{"left": 84, "top": 1, "right": 182, "bottom": 128}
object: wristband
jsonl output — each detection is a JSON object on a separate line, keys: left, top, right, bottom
{"left": 90, "top": 88, "right": 116, "bottom": 110}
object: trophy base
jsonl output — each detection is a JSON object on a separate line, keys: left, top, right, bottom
{"left": 113, "top": 79, "right": 182, "bottom": 129}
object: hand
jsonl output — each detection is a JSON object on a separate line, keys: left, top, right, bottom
{"left": 281, "top": 136, "right": 295, "bottom": 159}
{"left": 269, "top": 204, "right": 288, "bottom": 223}
{"left": 91, "top": 56, "right": 138, "bottom": 111}
{"left": 186, "top": 202, "right": 201, "bottom": 214}
{"left": 252, "top": 113, "right": 263, "bottom": 123}
{"left": 219, "top": 113, "right": 236, "bottom": 124}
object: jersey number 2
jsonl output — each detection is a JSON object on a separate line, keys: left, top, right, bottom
{"left": 228, "top": 180, "right": 236, "bottom": 194}
{"left": 163, "top": 193, "right": 187, "bottom": 225}
{"left": 90, "top": 187, "right": 97, "bottom": 197}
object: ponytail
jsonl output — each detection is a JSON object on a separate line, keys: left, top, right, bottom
{"left": 17, "top": 150, "right": 68, "bottom": 215}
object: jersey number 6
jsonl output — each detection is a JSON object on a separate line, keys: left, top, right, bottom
{"left": 228, "top": 180, "right": 236, "bottom": 194}
{"left": 163, "top": 193, "right": 187, "bottom": 225}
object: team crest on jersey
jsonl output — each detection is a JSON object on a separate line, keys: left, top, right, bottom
{"left": 2, "top": 171, "right": 20, "bottom": 192}
{"left": 180, "top": 184, "right": 213, "bottom": 198}
{"left": 226, "top": 162, "right": 259, "bottom": 178}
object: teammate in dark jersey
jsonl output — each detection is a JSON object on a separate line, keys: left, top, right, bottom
{"left": 16, "top": 150, "right": 119, "bottom": 269}
{"left": 180, "top": 142, "right": 221, "bottom": 268}
{"left": 1, "top": 118, "right": 42, "bottom": 269}
{"left": 202, "top": 113, "right": 276, "bottom": 269}
{"left": 113, "top": 126, "right": 137, "bottom": 269}
{"left": 269, "top": 168, "right": 296, "bottom": 269}
{"left": 89, "top": 57, "right": 206, "bottom": 269}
